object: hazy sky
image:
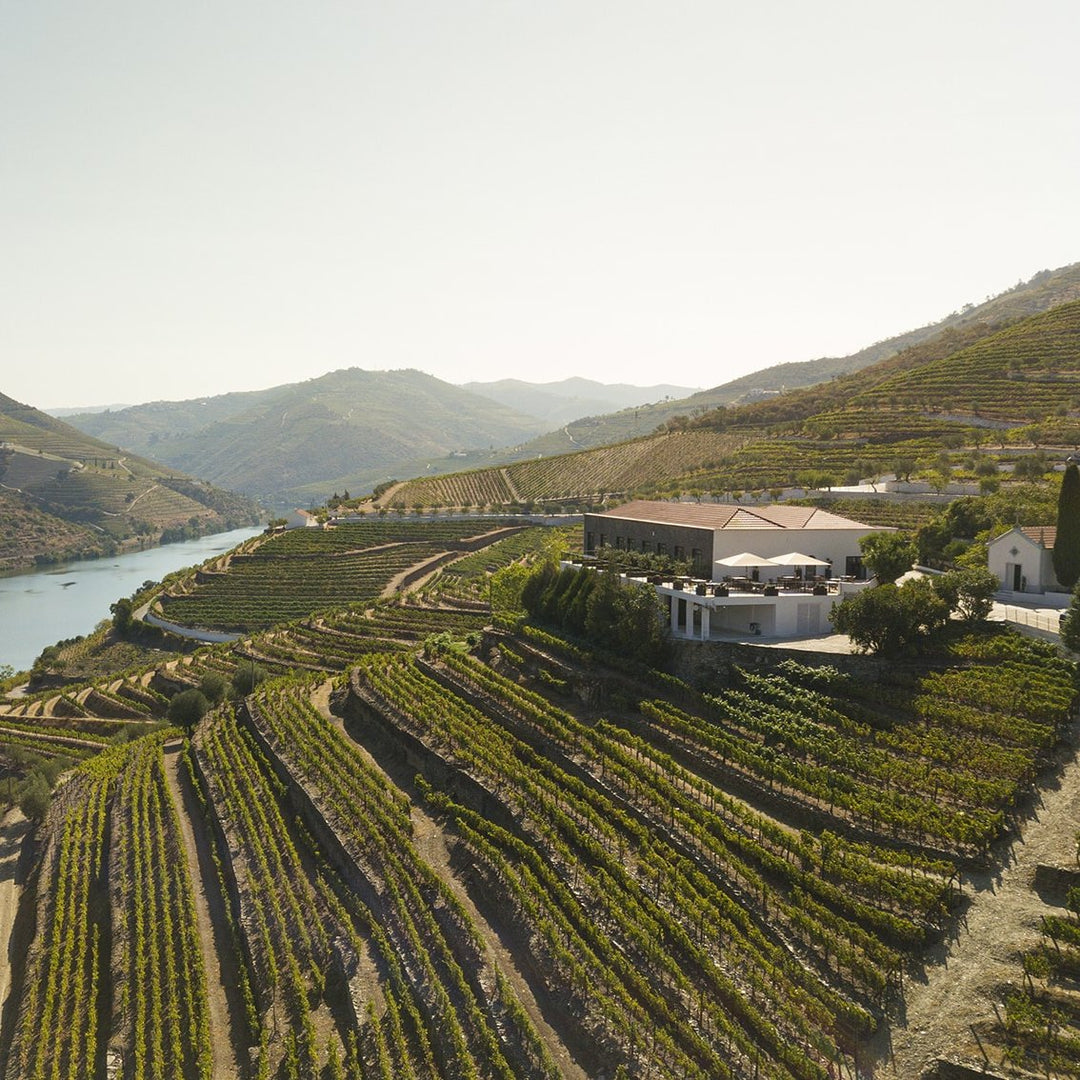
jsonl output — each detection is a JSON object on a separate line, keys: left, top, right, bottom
{"left": 3, "top": 1, "right": 1079, "bottom": 409}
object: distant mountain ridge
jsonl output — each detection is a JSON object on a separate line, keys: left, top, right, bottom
{"left": 62, "top": 261, "right": 1080, "bottom": 509}
{"left": 461, "top": 377, "right": 699, "bottom": 428}
{"left": 67, "top": 368, "right": 551, "bottom": 509}
{"left": 48, "top": 403, "right": 132, "bottom": 417}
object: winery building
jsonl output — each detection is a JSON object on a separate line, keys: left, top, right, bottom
{"left": 583, "top": 501, "right": 882, "bottom": 581}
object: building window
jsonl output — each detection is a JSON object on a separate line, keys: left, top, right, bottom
{"left": 657, "top": 542, "right": 668, "bottom": 556}
{"left": 586, "top": 531, "right": 595, "bottom": 552}
{"left": 615, "top": 536, "right": 625, "bottom": 549}
{"left": 599, "top": 533, "right": 607, "bottom": 548}
{"left": 674, "top": 545, "right": 685, "bottom": 560}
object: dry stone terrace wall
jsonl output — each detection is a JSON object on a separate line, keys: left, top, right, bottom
{"left": 669, "top": 639, "right": 896, "bottom": 689}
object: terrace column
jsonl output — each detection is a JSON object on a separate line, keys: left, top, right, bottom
{"left": 699, "top": 605, "right": 710, "bottom": 640}
{"left": 670, "top": 593, "right": 681, "bottom": 635}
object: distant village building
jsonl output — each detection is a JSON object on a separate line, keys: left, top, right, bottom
{"left": 284, "top": 509, "right": 320, "bottom": 530}
{"left": 987, "top": 525, "right": 1066, "bottom": 595}
{"left": 581, "top": 501, "right": 888, "bottom": 639}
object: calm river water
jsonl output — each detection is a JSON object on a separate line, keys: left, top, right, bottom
{"left": 0, "top": 527, "right": 263, "bottom": 674}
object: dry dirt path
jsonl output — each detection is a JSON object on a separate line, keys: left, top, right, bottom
{"left": 0, "top": 809, "right": 29, "bottom": 1016}
{"left": 867, "top": 721, "right": 1080, "bottom": 1079}
{"left": 309, "top": 682, "right": 590, "bottom": 1080}
{"left": 500, "top": 468, "right": 522, "bottom": 503}
{"left": 161, "top": 740, "right": 246, "bottom": 1080}
{"left": 379, "top": 550, "right": 456, "bottom": 599}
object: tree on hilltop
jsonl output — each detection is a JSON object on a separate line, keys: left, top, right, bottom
{"left": 1053, "top": 461, "right": 1080, "bottom": 590}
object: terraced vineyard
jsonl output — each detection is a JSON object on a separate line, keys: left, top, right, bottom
{"left": 374, "top": 302, "right": 1080, "bottom": 514}
{"left": 242, "top": 604, "right": 491, "bottom": 672}
{"left": 839, "top": 299, "right": 1080, "bottom": 422}
{"left": 157, "top": 518, "right": 525, "bottom": 632}
{"left": 377, "top": 430, "right": 743, "bottom": 509}
{"left": 5, "top": 735, "right": 211, "bottom": 1080}
{"left": 0, "top": 394, "right": 261, "bottom": 570}
{"left": 999, "top": 886, "right": 1080, "bottom": 1072}
{"left": 0, "top": 520, "right": 1077, "bottom": 1079}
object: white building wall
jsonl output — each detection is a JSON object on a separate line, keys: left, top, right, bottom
{"left": 988, "top": 528, "right": 1049, "bottom": 594}
{"left": 665, "top": 589, "right": 841, "bottom": 639}
{"left": 711, "top": 527, "right": 879, "bottom": 581}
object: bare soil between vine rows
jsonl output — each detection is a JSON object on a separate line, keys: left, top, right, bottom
{"left": 163, "top": 739, "right": 248, "bottom": 1079}
{"left": 866, "top": 718, "right": 1080, "bottom": 1078}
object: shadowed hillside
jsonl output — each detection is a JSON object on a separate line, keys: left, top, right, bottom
{"left": 0, "top": 393, "right": 261, "bottom": 570}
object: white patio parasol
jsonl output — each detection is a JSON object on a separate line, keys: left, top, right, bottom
{"left": 768, "top": 551, "right": 831, "bottom": 567}
{"left": 716, "top": 552, "right": 776, "bottom": 567}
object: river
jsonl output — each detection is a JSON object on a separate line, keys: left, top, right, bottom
{"left": 0, "top": 527, "right": 263, "bottom": 674}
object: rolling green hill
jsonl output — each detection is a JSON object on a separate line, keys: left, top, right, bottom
{"left": 0, "top": 393, "right": 261, "bottom": 571}
{"left": 67, "top": 368, "right": 550, "bottom": 509}
{"left": 378, "top": 262, "right": 1080, "bottom": 482}
{"left": 62, "top": 264, "right": 1080, "bottom": 511}
{"left": 375, "top": 297, "right": 1080, "bottom": 511}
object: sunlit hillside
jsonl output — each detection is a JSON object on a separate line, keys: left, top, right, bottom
{"left": 375, "top": 299, "right": 1080, "bottom": 512}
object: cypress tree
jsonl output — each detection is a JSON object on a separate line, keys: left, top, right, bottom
{"left": 1053, "top": 461, "right": 1080, "bottom": 590}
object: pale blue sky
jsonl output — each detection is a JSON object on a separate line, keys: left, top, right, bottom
{"left": 3, "top": 1, "right": 1078, "bottom": 408}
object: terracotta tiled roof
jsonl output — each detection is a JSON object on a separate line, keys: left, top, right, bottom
{"left": 1019, "top": 525, "right": 1056, "bottom": 549}
{"left": 594, "top": 500, "right": 873, "bottom": 530}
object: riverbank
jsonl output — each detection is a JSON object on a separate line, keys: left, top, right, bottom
{"left": 0, "top": 526, "right": 263, "bottom": 675}
{"left": 0, "top": 517, "right": 264, "bottom": 578}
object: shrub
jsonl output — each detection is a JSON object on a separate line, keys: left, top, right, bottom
{"left": 232, "top": 663, "right": 269, "bottom": 698}
{"left": 19, "top": 771, "right": 51, "bottom": 822}
{"left": 1060, "top": 586, "right": 1080, "bottom": 654}
{"left": 932, "top": 567, "right": 999, "bottom": 623}
{"left": 830, "top": 579, "right": 949, "bottom": 656}
{"left": 167, "top": 688, "right": 210, "bottom": 728}
{"left": 860, "top": 532, "right": 916, "bottom": 584}
{"left": 199, "top": 671, "right": 229, "bottom": 705}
